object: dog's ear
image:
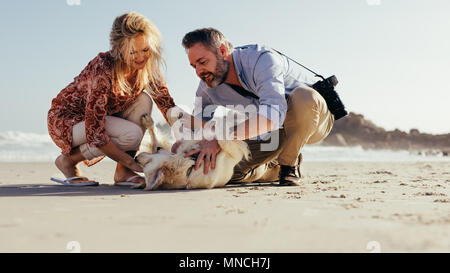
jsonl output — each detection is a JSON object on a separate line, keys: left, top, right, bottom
{"left": 144, "top": 168, "right": 165, "bottom": 191}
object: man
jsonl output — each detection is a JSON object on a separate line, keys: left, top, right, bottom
{"left": 178, "top": 28, "right": 334, "bottom": 186}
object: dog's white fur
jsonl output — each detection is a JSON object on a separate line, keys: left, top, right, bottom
{"left": 135, "top": 113, "right": 250, "bottom": 190}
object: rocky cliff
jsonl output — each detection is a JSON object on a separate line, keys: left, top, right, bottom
{"left": 322, "top": 112, "right": 450, "bottom": 155}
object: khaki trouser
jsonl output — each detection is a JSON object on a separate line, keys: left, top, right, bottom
{"left": 231, "top": 86, "right": 334, "bottom": 182}
{"left": 72, "top": 92, "right": 153, "bottom": 160}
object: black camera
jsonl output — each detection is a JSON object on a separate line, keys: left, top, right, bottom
{"left": 312, "top": 75, "right": 348, "bottom": 120}
{"left": 270, "top": 48, "right": 348, "bottom": 120}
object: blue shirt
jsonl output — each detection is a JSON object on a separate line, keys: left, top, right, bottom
{"left": 194, "top": 44, "right": 313, "bottom": 129}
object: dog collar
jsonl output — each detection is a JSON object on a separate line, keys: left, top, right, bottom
{"left": 186, "top": 164, "right": 195, "bottom": 177}
{"left": 185, "top": 153, "right": 199, "bottom": 178}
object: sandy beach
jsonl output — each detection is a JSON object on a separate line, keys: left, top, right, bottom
{"left": 0, "top": 160, "right": 449, "bottom": 253}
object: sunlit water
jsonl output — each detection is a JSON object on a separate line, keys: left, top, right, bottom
{"left": 0, "top": 131, "right": 448, "bottom": 163}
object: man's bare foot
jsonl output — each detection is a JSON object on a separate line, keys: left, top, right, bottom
{"left": 55, "top": 155, "right": 95, "bottom": 184}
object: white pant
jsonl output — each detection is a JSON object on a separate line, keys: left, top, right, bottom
{"left": 71, "top": 92, "right": 153, "bottom": 160}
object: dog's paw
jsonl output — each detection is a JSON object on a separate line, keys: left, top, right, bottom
{"left": 141, "top": 113, "right": 154, "bottom": 128}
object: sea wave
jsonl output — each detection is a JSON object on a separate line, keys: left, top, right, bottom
{"left": 0, "top": 131, "right": 60, "bottom": 162}
{"left": 0, "top": 131, "right": 448, "bottom": 163}
{"left": 301, "top": 145, "right": 450, "bottom": 162}
{"left": 0, "top": 131, "right": 54, "bottom": 147}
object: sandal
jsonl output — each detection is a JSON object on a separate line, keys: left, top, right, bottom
{"left": 50, "top": 176, "right": 99, "bottom": 187}
{"left": 114, "top": 175, "right": 145, "bottom": 187}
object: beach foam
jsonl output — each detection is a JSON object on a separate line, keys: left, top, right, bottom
{"left": 1, "top": 131, "right": 448, "bottom": 162}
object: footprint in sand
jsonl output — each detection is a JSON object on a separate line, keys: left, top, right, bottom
{"left": 285, "top": 191, "right": 303, "bottom": 199}
{"left": 327, "top": 194, "right": 347, "bottom": 199}
{"left": 341, "top": 203, "right": 360, "bottom": 210}
{"left": 225, "top": 208, "right": 246, "bottom": 215}
{"left": 312, "top": 180, "right": 332, "bottom": 185}
{"left": 373, "top": 180, "right": 388, "bottom": 184}
{"left": 369, "top": 170, "right": 395, "bottom": 176}
{"left": 248, "top": 186, "right": 265, "bottom": 191}
{"left": 414, "top": 192, "right": 447, "bottom": 197}
{"left": 433, "top": 199, "right": 450, "bottom": 203}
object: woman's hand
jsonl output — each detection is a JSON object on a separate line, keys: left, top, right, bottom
{"left": 120, "top": 157, "right": 144, "bottom": 173}
{"left": 98, "top": 140, "right": 143, "bottom": 172}
{"left": 184, "top": 139, "right": 221, "bottom": 175}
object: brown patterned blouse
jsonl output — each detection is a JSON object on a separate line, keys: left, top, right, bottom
{"left": 47, "top": 51, "right": 175, "bottom": 164}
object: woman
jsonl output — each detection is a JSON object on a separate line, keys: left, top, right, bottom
{"left": 48, "top": 12, "right": 175, "bottom": 186}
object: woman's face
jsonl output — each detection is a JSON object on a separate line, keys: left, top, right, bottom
{"left": 126, "top": 34, "right": 151, "bottom": 72}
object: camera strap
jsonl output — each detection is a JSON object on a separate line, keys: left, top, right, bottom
{"left": 272, "top": 48, "right": 348, "bottom": 121}
{"left": 226, "top": 83, "right": 260, "bottom": 100}
{"left": 271, "top": 48, "right": 325, "bottom": 81}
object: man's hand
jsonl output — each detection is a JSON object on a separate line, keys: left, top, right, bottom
{"left": 184, "top": 139, "right": 221, "bottom": 174}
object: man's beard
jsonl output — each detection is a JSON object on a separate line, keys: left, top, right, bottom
{"left": 201, "top": 54, "right": 230, "bottom": 88}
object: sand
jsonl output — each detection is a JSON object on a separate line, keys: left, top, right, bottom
{"left": 0, "top": 161, "right": 449, "bottom": 253}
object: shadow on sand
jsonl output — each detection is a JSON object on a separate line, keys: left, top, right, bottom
{"left": 0, "top": 181, "right": 278, "bottom": 197}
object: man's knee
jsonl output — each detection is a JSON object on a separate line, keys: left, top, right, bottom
{"left": 286, "top": 87, "right": 334, "bottom": 145}
{"left": 289, "top": 86, "right": 323, "bottom": 112}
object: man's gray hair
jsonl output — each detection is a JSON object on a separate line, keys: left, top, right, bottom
{"left": 182, "top": 28, "right": 234, "bottom": 53}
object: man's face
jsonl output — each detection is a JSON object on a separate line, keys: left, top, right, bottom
{"left": 187, "top": 42, "right": 229, "bottom": 88}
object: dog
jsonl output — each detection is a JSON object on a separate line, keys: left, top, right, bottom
{"left": 135, "top": 113, "right": 250, "bottom": 190}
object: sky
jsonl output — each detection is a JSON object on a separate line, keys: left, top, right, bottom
{"left": 0, "top": 0, "right": 449, "bottom": 134}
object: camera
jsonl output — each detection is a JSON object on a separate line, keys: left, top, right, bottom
{"left": 270, "top": 48, "right": 348, "bottom": 120}
{"left": 312, "top": 75, "right": 348, "bottom": 120}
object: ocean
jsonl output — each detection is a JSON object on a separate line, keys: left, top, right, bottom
{"left": 0, "top": 131, "right": 449, "bottom": 163}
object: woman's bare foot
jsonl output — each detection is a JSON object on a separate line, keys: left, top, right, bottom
{"left": 114, "top": 163, "right": 145, "bottom": 185}
{"left": 55, "top": 154, "right": 95, "bottom": 184}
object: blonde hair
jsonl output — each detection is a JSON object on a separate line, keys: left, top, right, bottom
{"left": 110, "top": 12, "right": 164, "bottom": 95}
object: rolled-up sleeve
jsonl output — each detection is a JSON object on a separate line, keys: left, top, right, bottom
{"left": 252, "top": 52, "right": 287, "bottom": 129}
